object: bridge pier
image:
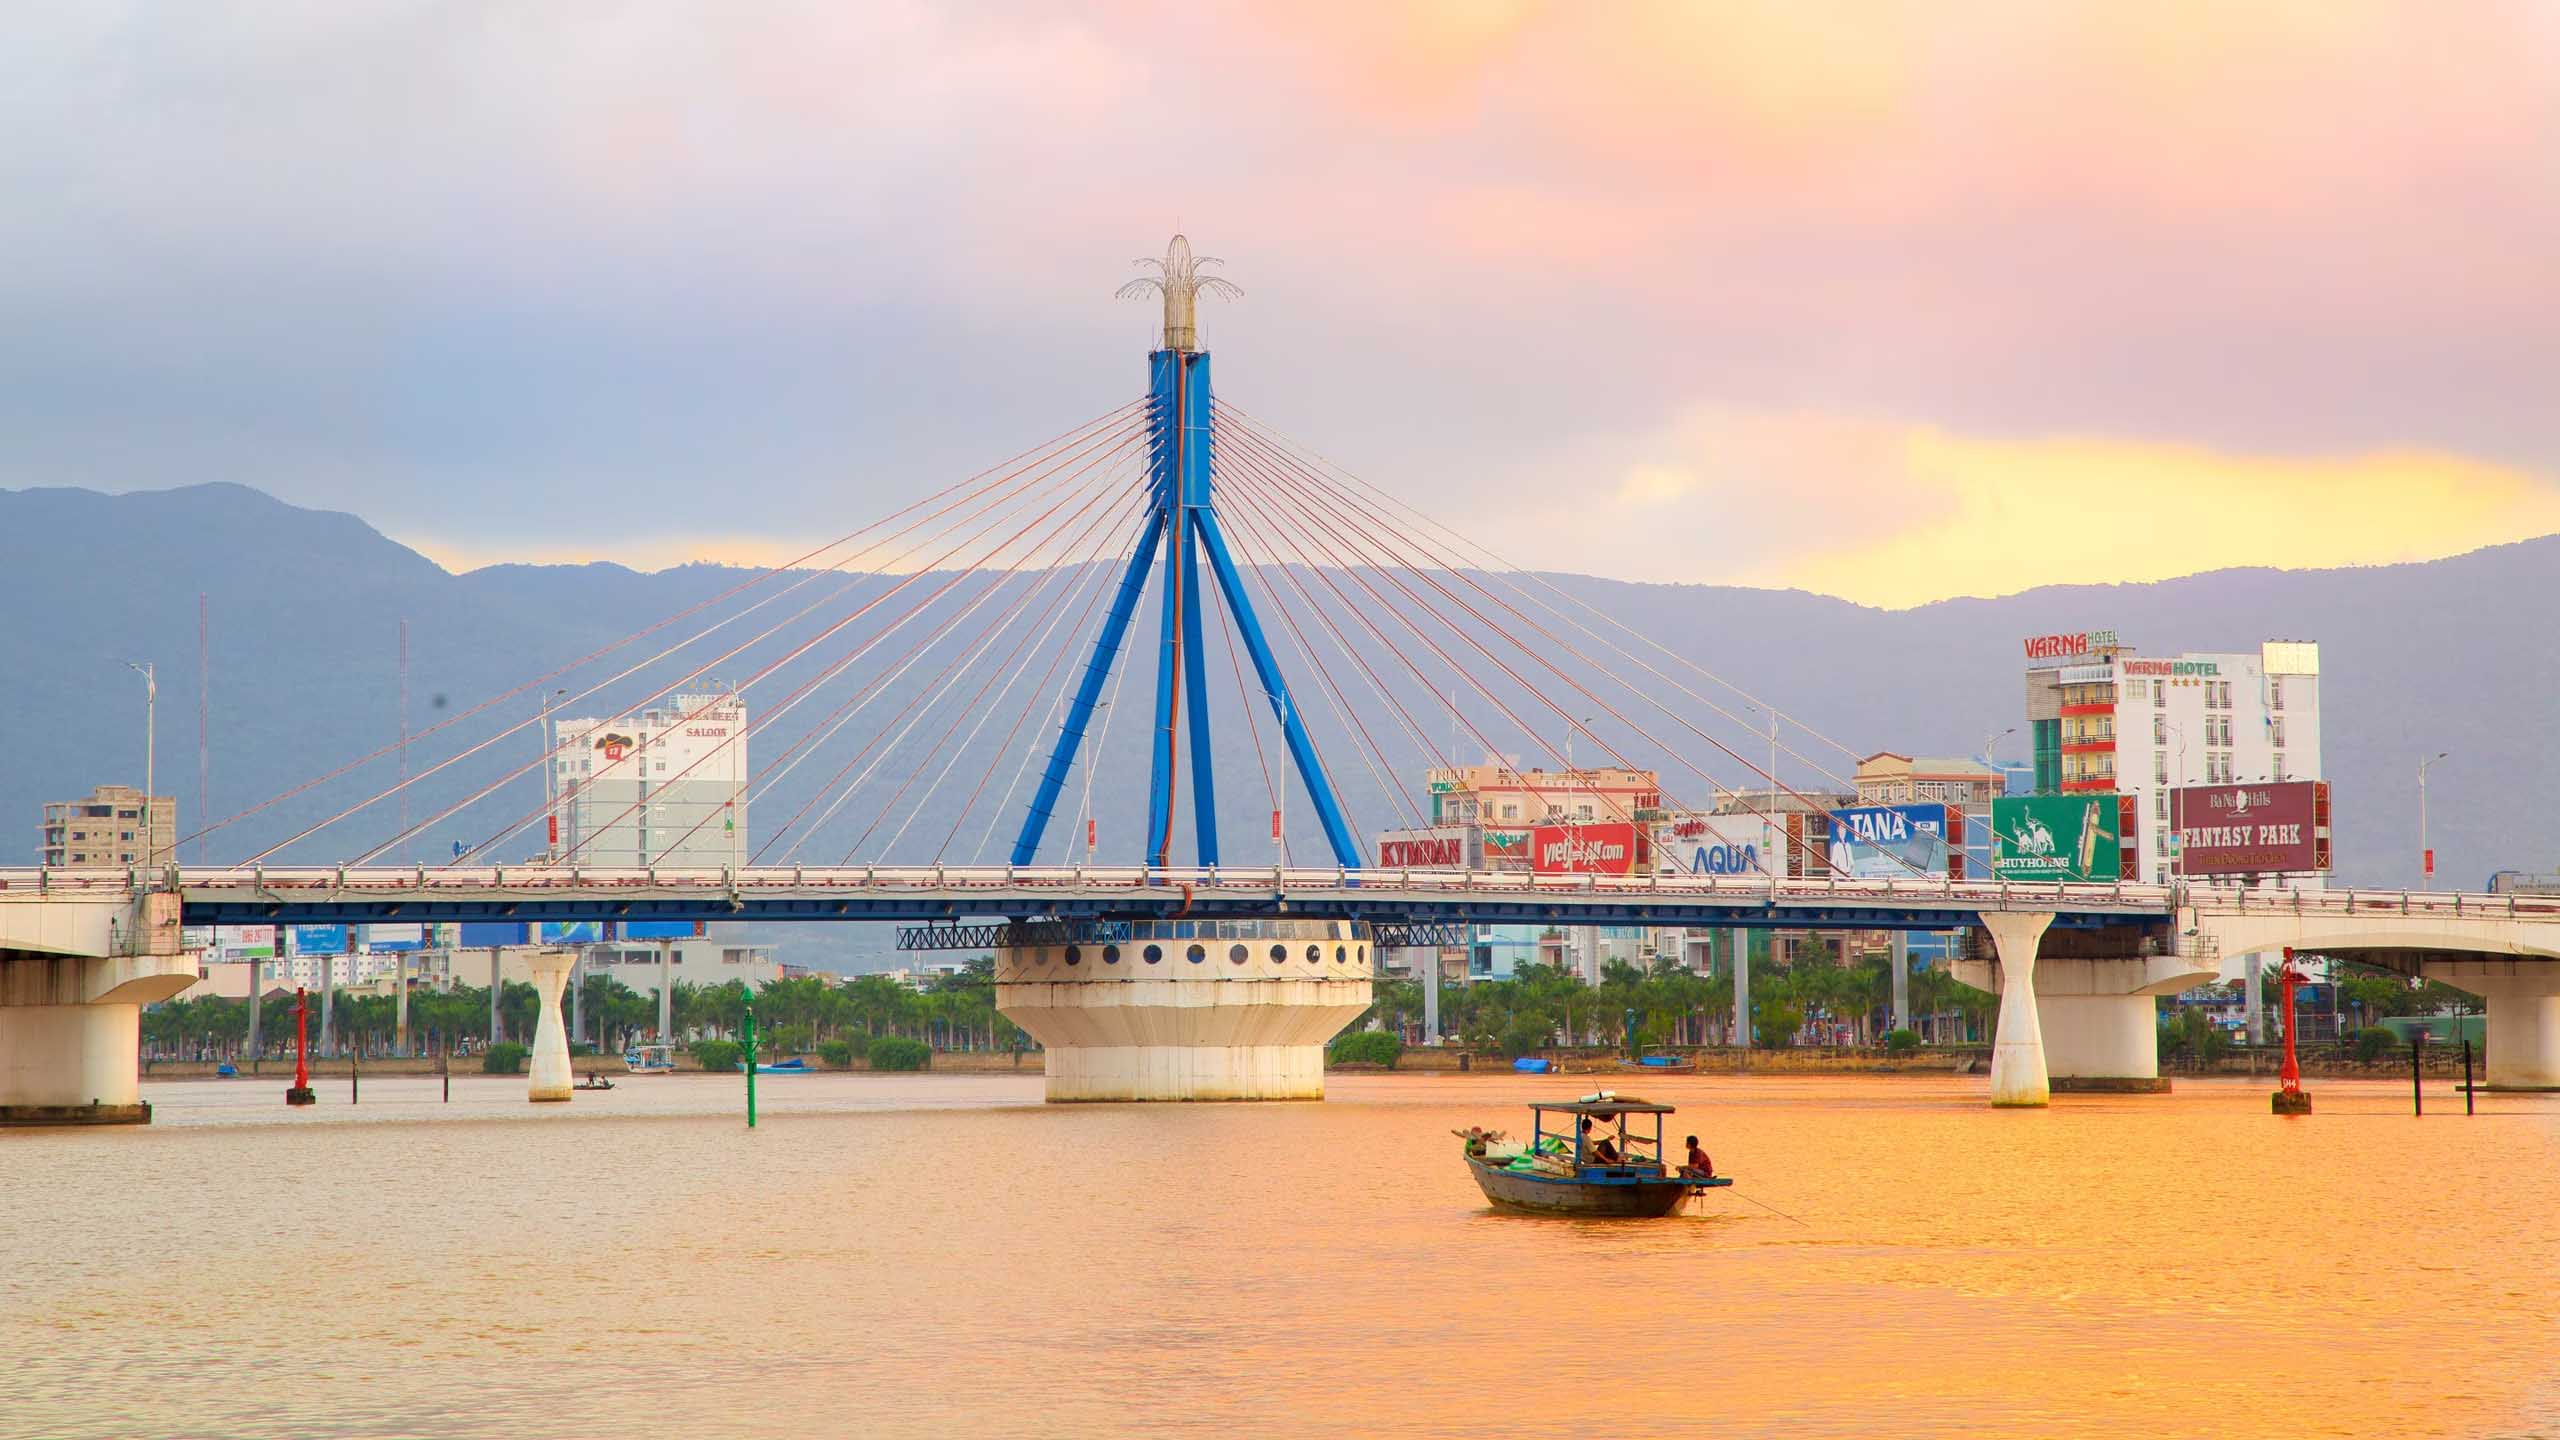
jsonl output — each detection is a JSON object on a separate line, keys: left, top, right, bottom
{"left": 2423, "top": 961, "right": 2560, "bottom": 1091}
{"left": 1978, "top": 912, "right": 2052, "bottom": 1107}
{"left": 0, "top": 890, "right": 193, "bottom": 1125}
{"left": 525, "top": 948, "right": 575, "bottom": 1102}
{"left": 995, "top": 919, "right": 1372, "bottom": 1101}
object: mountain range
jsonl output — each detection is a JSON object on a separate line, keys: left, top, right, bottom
{"left": 6, "top": 482, "right": 2552, "bottom": 968}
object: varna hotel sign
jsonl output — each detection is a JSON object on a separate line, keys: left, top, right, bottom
{"left": 2022, "top": 628, "right": 2117, "bottom": 660}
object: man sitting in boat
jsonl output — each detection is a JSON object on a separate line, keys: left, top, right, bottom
{"left": 1681, "top": 1135, "right": 1715, "bottom": 1181}
{"left": 1578, "top": 1116, "right": 1622, "bottom": 1165}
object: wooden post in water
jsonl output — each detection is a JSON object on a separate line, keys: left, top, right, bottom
{"left": 442, "top": 1042, "right": 450, "bottom": 1103}
{"left": 2412, "top": 1033, "right": 2424, "bottom": 1116}
{"left": 350, "top": 1043, "right": 359, "bottom": 1105}
{"left": 2463, "top": 1038, "right": 2475, "bottom": 1115}
{"left": 743, "top": 989, "right": 758, "bottom": 1130}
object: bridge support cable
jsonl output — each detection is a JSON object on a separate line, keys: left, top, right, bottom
{"left": 1197, "top": 477, "right": 1427, "bottom": 834}
{"left": 1205, "top": 465, "right": 1446, "bottom": 835}
{"left": 832, "top": 485, "right": 1153, "bottom": 863}
{"left": 241, "top": 411, "right": 1147, "bottom": 867}
{"left": 1215, "top": 448, "right": 1671, "bottom": 833}
{"left": 978, "top": 577, "right": 1143, "bottom": 865}
{"left": 932, "top": 528, "right": 1152, "bottom": 862}
{"left": 1221, "top": 419, "right": 1925, "bottom": 880}
{"left": 406, "top": 425, "right": 1150, "bottom": 869}
{"left": 688, "top": 478, "right": 1149, "bottom": 866}
{"left": 1220, "top": 403, "right": 1871, "bottom": 782}
{"left": 538, "top": 445, "right": 1148, "bottom": 870}
{"left": 187, "top": 400, "right": 1142, "bottom": 860}
{"left": 1225, "top": 417, "right": 1939, "bottom": 882}
{"left": 1203, "top": 544, "right": 1284, "bottom": 863}
{"left": 730, "top": 461, "right": 1152, "bottom": 863}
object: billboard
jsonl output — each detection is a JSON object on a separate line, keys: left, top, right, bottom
{"left": 1990, "top": 795, "right": 2121, "bottom": 883}
{"left": 1529, "top": 822, "right": 1648, "bottom": 875}
{"left": 458, "top": 921, "right": 526, "bottom": 949}
{"left": 1376, "top": 826, "right": 1475, "bottom": 870}
{"left": 2171, "top": 782, "right": 2330, "bottom": 875}
{"left": 1825, "top": 805, "right": 1956, "bottom": 880}
{"left": 289, "top": 924, "right": 350, "bottom": 955}
{"left": 367, "top": 923, "right": 427, "bottom": 952}
{"left": 624, "top": 920, "right": 701, "bottom": 940}
{"left": 538, "top": 921, "right": 604, "bottom": 945}
{"left": 1654, "top": 813, "right": 1776, "bottom": 878}
{"left": 222, "top": 924, "right": 276, "bottom": 960}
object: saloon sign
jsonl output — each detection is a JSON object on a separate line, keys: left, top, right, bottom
{"left": 2170, "top": 782, "right": 2330, "bottom": 875}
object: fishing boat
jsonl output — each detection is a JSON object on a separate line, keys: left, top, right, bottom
{"left": 1461, "top": 1094, "right": 1730, "bottom": 1218}
{"left": 741, "top": 1056, "right": 810, "bottom": 1074}
{"left": 623, "top": 1044, "right": 676, "bottom": 1075}
{"left": 1613, "top": 1053, "right": 1697, "bottom": 1074}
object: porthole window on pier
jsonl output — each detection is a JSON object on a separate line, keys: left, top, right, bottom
{"left": 1269, "top": 943, "right": 1288, "bottom": 962}
{"left": 1143, "top": 944, "right": 1163, "bottom": 964}
{"left": 1102, "top": 945, "right": 1121, "bottom": 964}
{"left": 1305, "top": 944, "right": 1321, "bottom": 963}
{"left": 1229, "top": 944, "right": 1249, "bottom": 965}
{"left": 1334, "top": 946, "right": 1347, "bottom": 964}
{"left": 1186, "top": 944, "right": 1206, "bottom": 963}
{"left": 1063, "top": 946, "right": 1081, "bottom": 966}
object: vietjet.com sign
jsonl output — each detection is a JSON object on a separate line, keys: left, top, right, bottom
{"left": 1529, "top": 822, "right": 1647, "bottom": 876}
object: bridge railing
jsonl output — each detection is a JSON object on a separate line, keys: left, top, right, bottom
{"left": 2187, "top": 885, "right": 2560, "bottom": 922}
{"left": 2, "top": 863, "right": 2189, "bottom": 914}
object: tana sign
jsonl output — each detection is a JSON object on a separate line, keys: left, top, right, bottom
{"left": 1990, "top": 795, "right": 2121, "bottom": 883}
{"left": 2170, "top": 782, "right": 2330, "bottom": 875}
{"left": 1825, "top": 804, "right": 1955, "bottom": 880}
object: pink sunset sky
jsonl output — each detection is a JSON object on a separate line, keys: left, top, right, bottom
{"left": 6, "top": 2, "right": 2556, "bottom": 606}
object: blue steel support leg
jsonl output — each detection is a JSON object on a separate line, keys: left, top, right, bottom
{"left": 1191, "top": 505, "right": 1363, "bottom": 868}
{"left": 1008, "top": 514, "right": 1167, "bottom": 865}
{"left": 1144, "top": 505, "right": 1182, "bottom": 867}
{"left": 1179, "top": 508, "right": 1219, "bottom": 865}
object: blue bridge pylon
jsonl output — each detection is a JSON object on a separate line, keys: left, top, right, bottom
{"left": 1010, "top": 237, "right": 1361, "bottom": 869}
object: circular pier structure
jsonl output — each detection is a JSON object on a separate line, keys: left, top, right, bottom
{"left": 995, "top": 918, "right": 1375, "bottom": 1102}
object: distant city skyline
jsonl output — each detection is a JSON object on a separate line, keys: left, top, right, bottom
{"left": 5, "top": 4, "right": 2554, "bottom": 607}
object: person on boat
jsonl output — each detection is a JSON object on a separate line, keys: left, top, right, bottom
{"left": 1680, "top": 1135, "right": 1715, "bottom": 1180}
{"left": 1578, "top": 1116, "right": 1622, "bottom": 1165}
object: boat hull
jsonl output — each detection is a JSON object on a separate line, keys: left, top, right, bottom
{"left": 1465, "top": 1156, "right": 1724, "bottom": 1218}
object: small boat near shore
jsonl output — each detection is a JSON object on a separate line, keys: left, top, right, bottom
{"left": 1461, "top": 1094, "right": 1730, "bottom": 1218}
{"left": 623, "top": 1044, "right": 676, "bottom": 1076}
{"left": 1614, "top": 1054, "right": 1697, "bottom": 1074}
{"left": 742, "top": 1057, "right": 809, "bottom": 1074}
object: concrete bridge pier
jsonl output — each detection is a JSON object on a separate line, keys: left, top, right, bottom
{"left": 1978, "top": 912, "right": 2052, "bottom": 1108}
{"left": 2426, "top": 960, "right": 2560, "bottom": 1091}
{"left": 525, "top": 948, "right": 575, "bottom": 1102}
{"left": 0, "top": 890, "right": 193, "bottom": 1125}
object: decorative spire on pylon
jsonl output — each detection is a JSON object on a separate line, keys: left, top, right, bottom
{"left": 1117, "top": 234, "right": 1240, "bottom": 353}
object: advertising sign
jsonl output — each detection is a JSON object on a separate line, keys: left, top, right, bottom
{"left": 624, "top": 920, "right": 700, "bottom": 940}
{"left": 1990, "top": 795, "right": 2121, "bottom": 882}
{"left": 289, "top": 924, "right": 350, "bottom": 955}
{"left": 1376, "top": 826, "right": 1475, "bottom": 870}
{"left": 458, "top": 921, "right": 526, "bottom": 949}
{"left": 1528, "top": 822, "right": 1647, "bottom": 875}
{"left": 2171, "top": 782, "right": 2330, "bottom": 875}
{"left": 1655, "top": 813, "right": 1775, "bottom": 878}
{"left": 367, "top": 923, "right": 427, "bottom": 952}
{"left": 538, "top": 921, "right": 604, "bottom": 945}
{"left": 1825, "top": 805, "right": 1955, "bottom": 879}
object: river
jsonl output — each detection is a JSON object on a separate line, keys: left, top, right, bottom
{"left": 4, "top": 1072, "right": 2555, "bottom": 1439}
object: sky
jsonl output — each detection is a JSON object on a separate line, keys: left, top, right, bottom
{"left": 3, "top": 1, "right": 2556, "bottom": 608}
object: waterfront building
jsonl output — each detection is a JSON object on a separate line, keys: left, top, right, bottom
{"left": 2022, "top": 635, "right": 2323, "bottom": 886}
{"left": 38, "top": 784, "right": 175, "bottom": 867}
{"left": 1425, "top": 761, "right": 1661, "bottom": 869}
{"left": 549, "top": 691, "right": 748, "bottom": 867}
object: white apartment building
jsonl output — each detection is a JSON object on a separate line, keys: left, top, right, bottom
{"left": 550, "top": 692, "right": 748, "bottom": 867}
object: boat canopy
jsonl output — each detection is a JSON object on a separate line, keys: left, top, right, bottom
{"left": 1526, "top": 1096, "right": 1675, "bottom": 1117}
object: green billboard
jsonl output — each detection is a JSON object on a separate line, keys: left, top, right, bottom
{"left": 1990, "top": 794, "right": 2120, "bottom": 882}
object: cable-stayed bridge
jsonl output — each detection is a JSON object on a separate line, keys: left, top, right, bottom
{"left": 8, "top": 236, "right": 2559, "bottom": 1117}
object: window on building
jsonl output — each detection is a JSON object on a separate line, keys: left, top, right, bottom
{"left": 2152, "top": 715, "right": 2166, "bottom": 745}
{"left": 2270, "top": 680, "right": 2284, "bottom": 711}
{"left": 2273, "top": 756, "right": 2288, "bottom": 781}
{"left": 2155, "top": 751, "right": 2168, "bottom": 784}
{"left": 2271, "top": 717, "right": 2286, "bottom": 748}
{"left": 2155, "top": 791, "right": 2169, "bottom": 821}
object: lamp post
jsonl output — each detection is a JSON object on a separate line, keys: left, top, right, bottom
{"left": 1081, "top": 699, "right": 1111, "bottom": 867}
{"left": 124, "top": 660, "right": 156, "bottom": 867}
{"left": 540, "top": 688, "right": 567, "bottom": 863}
{"left": 2418, "top": 751, "right": 2448, "bottom": 890}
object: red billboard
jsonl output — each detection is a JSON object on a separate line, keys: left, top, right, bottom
{"left": 2170, "top": 781, "right": 2331, "bottom": 875}
{"left": 1529, "top": 822, "right": 1649, "bottom": 875}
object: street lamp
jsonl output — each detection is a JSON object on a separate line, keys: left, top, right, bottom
{"left": 123, "top": 660, "right": 156, "bottom": 868}
{"left": 2418, "top": 751, "right": 2449, "bottom": 890}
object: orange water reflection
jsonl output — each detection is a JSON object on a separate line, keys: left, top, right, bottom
{"left": 4, "top": 1073, "right": 2555, "bottom": 1438}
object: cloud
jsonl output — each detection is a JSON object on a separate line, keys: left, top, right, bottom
{"left": 1491, "top": 409, "right": 2560, "bottom": 607}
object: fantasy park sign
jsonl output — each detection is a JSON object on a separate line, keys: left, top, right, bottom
{"left": 2170, "top": 782, "right": 2331, "bottom": 875}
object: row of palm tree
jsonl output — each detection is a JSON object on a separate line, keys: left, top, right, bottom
{"left": 1371, "top": 944, "right": 1998, "bottom": 1058}
{"left": 139, "top": 957, "right": 1021, "bottom": 1060}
